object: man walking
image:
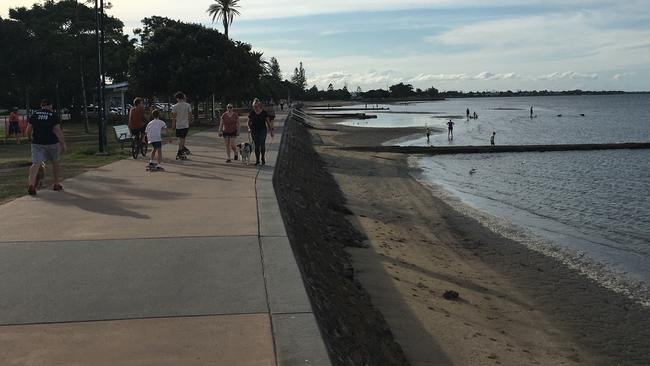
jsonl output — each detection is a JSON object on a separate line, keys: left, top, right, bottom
{"left": 171, "top": 92, "right": 193, "bottom": 158}
{"left": 26, "top": 99, "right": 67, "bottom": 195}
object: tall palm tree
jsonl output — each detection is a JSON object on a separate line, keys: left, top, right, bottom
{"left": 207, "top": 0, "right": 241, "bottom": 39}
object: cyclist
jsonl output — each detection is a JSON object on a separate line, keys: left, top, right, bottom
{"left": 128, "top": 97, "right": 147, "bottom": 147}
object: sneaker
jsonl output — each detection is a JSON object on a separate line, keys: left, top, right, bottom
{"left": 261, "top": 158, "right": 266, "bottom": 165}
{"left": 226, "top": 159, "right": 232, "bottom": 163}
{"left": 28, "top": 185, "right": 37, "bottom": 196}
{"left": 53, "top": 183, "right": 64, "bottom": 191}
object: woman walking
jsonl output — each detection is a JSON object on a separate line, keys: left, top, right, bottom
{"left": 248, "top": 98, "right": 274, "bottom": 165}
{"left": 219, "top": 103, "right": 239, "bottom": 162}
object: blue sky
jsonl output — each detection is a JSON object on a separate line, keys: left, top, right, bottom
{"left": 3, "top": 0, "right": 649, "bottom": 91}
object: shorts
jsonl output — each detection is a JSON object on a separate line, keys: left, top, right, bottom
{"left": 151, "top": 141, "right": 162, "bottom": 149}
{"left": 222, "top": 131, "right": 237, "bottom": 138}
{"left": 130, "top": 127, "right": 145, "bottom": 138}
{"left": 176, "top": 128, "right": 189, "bottom": 138}
{"left": 9, "top": 122, "right": 21, "bottom": 135}
{"left": 32, "top": 143, "right": 59, "bottom": 163}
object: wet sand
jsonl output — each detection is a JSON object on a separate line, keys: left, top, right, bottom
{"left": 309, "top": 119, "right": 650, "bottom": 365}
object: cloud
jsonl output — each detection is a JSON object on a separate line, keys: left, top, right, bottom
{"left": 613, "top": 72, "right": 635, "bottom": 80}
{"left": 266, "top": 39, "right": 303, "bottom": 45}
{"left": 307, "top": 70, "right": 405, "bottom": 88}
{"left": 538, "top": 71, "right": 599, "bottom": 80}
{"left": 320, "top": 30, "right": 345, "bottom": 36}
{"left": 409, "top": 72, "right": 522, "bottom": 82}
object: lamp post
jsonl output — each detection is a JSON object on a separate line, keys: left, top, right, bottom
{"left": 95, "top": 0, "right": 108, "bottom": 155}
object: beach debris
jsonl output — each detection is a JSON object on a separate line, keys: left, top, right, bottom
{"left": 443, "top": 290, "right": 460, "bottom": 300}
{"left": 469, "top": 168, "right": 477, "bottom": 175}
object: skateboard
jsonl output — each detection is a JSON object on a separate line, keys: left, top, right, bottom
{"left": 146, "top": 164, "right": 165, "bottom": 172}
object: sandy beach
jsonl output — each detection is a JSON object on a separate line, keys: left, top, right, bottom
{"left": 276, "top": 111, "right": 650, "bottom": 366}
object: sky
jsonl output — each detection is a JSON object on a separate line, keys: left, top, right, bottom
{"left": 2, "top": 0, "right": 650, "bottom": 91}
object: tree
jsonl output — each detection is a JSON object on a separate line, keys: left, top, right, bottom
{"left": 130, "top": 17, "right": 264, "bottom": 108}
{"left": 268, "top": 57, "right": 282, "bottom": 81}
{"left": 389, "top": 82, "right": 415, "bottom": 98}
{"left": 425, "top": 86, "right": 439, "bottom": 97}
{"left": 207, "top": 0, "right": 240, "bottom": 39}
{"left": 2, "top": 1, "right": 134, "bottom": 114}
{"left": 290, "top": 62, "right": 307, "bottom": 96}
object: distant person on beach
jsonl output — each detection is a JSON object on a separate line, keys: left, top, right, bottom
{"left": 128, "top": 97, "right": 147, "bottom": 145}
{"left": 491, "top": 131, "right": 496, "bottom": 146}
{"left": 426, "top": 128, "right": 431, "bottom": 143}
{"left": 26, "top": 99, "right": 67, "bottom": 195}
{"left": 172, "top": 92, "right": 193, "bottom": 158}
{"left": 219, "top": 103, "right": 239, "bottom": 163}
{"left": 8, "top": 107, "right": 21, "bottom": 144}
{"left": 466, "top": 108, "right": 470, "bottom": 120}
{"left": 145, "top": 109, "right": 168, "bottom": 169}
{"left": 248, "top": 98, "right": 274, "bottom": 165}
{"left": 447, "top": 119, "right": 455, "bottom": 140}
{"left": 530, "top": 106, "right": 534, "bottom": 118}
{"left": 473, "top": 111, "right": 478, "bottom": 119}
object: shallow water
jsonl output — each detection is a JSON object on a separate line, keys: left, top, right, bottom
{"left": 336, "top": 95, "right": 650, "bottom": 302}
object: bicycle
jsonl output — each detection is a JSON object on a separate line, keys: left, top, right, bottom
{"left": 131, "top": 130, "right": 148, "bottom": 159}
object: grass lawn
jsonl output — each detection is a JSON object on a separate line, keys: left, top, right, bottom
{"left": 0, "top": 121, "right": 214, "bottom": 204}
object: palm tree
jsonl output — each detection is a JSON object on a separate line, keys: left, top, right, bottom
{"left": 207, "top": 0, "right": 241, "bottom": 39}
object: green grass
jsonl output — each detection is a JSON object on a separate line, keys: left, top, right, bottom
{"left": 0, "top": 121, "right": 213, "bottom": 204}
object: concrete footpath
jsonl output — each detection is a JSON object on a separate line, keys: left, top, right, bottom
{"left": 0, "top": 113, "right": 331, "bottom": 365}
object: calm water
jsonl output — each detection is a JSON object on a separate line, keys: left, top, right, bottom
{"left": 337, "top": 95, "right": 650, "bottom": 303}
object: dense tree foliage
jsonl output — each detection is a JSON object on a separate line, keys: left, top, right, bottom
{"left": 129, "top": 16, "right": 265, "bottom": 107}
{"left": 0, "top": 0, "right": 133, "bottom": 112}
{"left": 291, "top": 62, "right": 307, "bottom": 95}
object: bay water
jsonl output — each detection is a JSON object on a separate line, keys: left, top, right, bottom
{"left": 337, "top": 95, "right": 650, "bottom": 304}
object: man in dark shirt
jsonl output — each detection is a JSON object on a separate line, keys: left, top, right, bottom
{"left": 26, "top": 99, "right": 67, "bottom": 195}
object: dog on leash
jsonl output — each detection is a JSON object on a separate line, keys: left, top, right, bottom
{"left": 35, "top": 162, "right": 46, "bottom": 188}
{"left": 236, "top": 142, "right": 253, "bottom": 165}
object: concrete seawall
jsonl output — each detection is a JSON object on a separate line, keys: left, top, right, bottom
{"left": 340, "top": 142, "right": 650, "bottom": 155}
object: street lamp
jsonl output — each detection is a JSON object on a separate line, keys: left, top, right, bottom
{"left": 95, "top": 0, "right": 108, "bottom": 155}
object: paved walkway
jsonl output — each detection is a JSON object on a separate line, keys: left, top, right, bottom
{"left": 0, "top": 114, "right": 331, "bottom": 365}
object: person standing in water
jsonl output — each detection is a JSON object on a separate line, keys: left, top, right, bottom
{"left": 490, "top": 131, "right": 496, "bottom": 146}
{"left": 466, "top": 108, "right": 470, "bottom": 120}
{"left": 447, "top": 119, "right": 455, "bottom": 140}
{"left": 530, "top": 106, "right": 534, "bottom": 118}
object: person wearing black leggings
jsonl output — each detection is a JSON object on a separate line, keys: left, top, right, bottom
{"left": 247, "top": 98, "right": 274, "bottom": 165}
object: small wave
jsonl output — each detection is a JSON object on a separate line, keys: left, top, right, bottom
{"left": 408, "top": 156, "right": 650, "bottom": 308}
